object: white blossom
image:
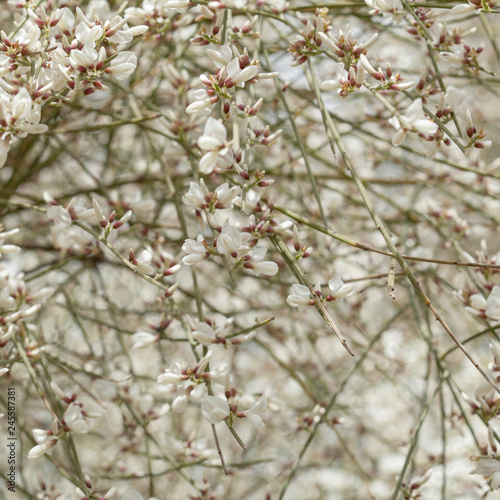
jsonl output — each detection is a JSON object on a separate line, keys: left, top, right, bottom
{"left": 365, "top": 0, "right": 405, "bottom": 22}
{"left": 389, "top": 99, "right": 438, "bottom": 146}
{"left": 163, "top": 0, "right": 190, "bottom": 12}
{"left": 201, "top": 396, "right": 230, "bottom": 424}
{"left": 286, "top": 284, "right": 311, "bottom": 311}
{"left": 186, "top": 88, "right": 213, "bottom": 116}
{"left": 473, "top": 459, "right": 500, "bottom": 489}
{"left": 206, "top": 45, "right": 233, "bottom": 69}
{"left": 158, "top": 362, "right": 185, "bottom": 385}
{"left": 244, "top": 396, "right": 268, "bottom": 429}
{"left": 136, "top": 250, "right": 154, "bottom": 275}
{"left": 28, "top": 442, "right": 54, "bottom": 459}
{"left": 182, "top": 236, "right": 207, "bottom": 265}
{"left": 445, "top": 85, "right": 465, "bottom": 109}
{"left": 171, "top": 394, "right": 188, "bottom": 413}
{"left": 451, "top": 2, "right": 483, "bottom": 15}
{"left": 193, "top": 322, "right": 217, "bottom": 345}
{"left": 467, "top": 286, "right": 500, "bottom": 321}
{"left": 109, "top": 51, "right": 137, "bottom": 80}
{"left": 197, "top": 118, "right": 230, "bottom": 174}
{"left": 131, "top": 331, "right": 158, "bottom": 349}
{"left": 214, "top": 183, "right": 240, "bottom": 209}
{"left": 216, "top": 221, "right": 243, "bottom": 257}
{"left": 328, "top": 276, "right": 356, "bottom": 300}
{"left": 64, "top": 403, "right": 90, "bottom": 433}
{"left": 247, "top": 248, "right": 279, "bottom": 276}
{"left": 226, "top": 58, "right": 259, "bottom": 86}
{"left": 183, "top": 180, "right": 210, "bottom": 210}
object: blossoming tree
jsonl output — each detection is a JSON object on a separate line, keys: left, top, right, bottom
{"left": 1, "top": 0, "right": 500, "bottom": 498}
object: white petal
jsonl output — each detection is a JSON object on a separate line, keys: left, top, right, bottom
{"left": 320, "top": 80, "right": 341, "bottom": 91}
{"left": 201, "top": 396, "right": 229, "bottom": 424}
{"left": 199, "top": 151, "right": 219, "bottom": 174}
{"left": 413, "top": 119, "right": 438, "bottom": 135}
{"left": 470, "top": 294, "right": 486, "bottom": 311}
{"left": 171, "top": 394, "right": 188, "bottom": 413}
{"left": 247, "top": 413, "right": 265, "bottom": 429}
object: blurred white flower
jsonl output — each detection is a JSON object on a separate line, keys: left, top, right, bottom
{"left": 286, "top": 284, "right": 311, "bottom": 311}
{"left": 136, "top": 250, "right": 154, "bottom": 275}
{"left": 131, "top": 332, "right": 158, "bottom": 349}
{"left": 201, "top": 396, "right": 230, "bottom": 424}
{"left": 109, "top": 51, "right": 137, "bottom": 80}
{"left": 445, "top": 85, "right": 465, "bottom": 109}
{"left": 158, "top": 362, "right": 185, "bottom": 385}
{"left": 328, "top": 276, "right": 356, "bottom": 300}
{"left": 186, "top": 88, "right": 213, "bottom": 116}
{"left": 47, "top": 206, "right": 73, "bottom": 232}
{"left": 226, "top": 58, "right": 259, "bottom": 86}
{"left": 28, "top": 442, "right": 54, "bottom": 459}
{"left": 28, "top": 428, "right": 56, "bottom": 459}
{"left": 198, "top": 118, "right": 227, "bottom": 151}
{"left": 214, "top": 183, "right": 240, "bottom": 209}
{"left": 182, "top": 236, "right": 207, "bottom": 265}
{"left": 163, "top": 0, "right": 190, "bottom": 12}
{"left": 183, "top": 179, "right": 210, "bottom": 210}
{"left": 246, "top": 248, "right": 279, "bottom": 276}
{"left": 451, "top": 1, "right": 485, "bottom": 15}
{"left": 206, "top": 45, "right": 233, "bottom": 69}
{"left": 467, "top": 286, "right": 500, "bottom": 321}
{"left": 193, "top": 322, "right": 217, "bottom": 345}
{"left": 389, "top": 99, "right": 438, "bottom": 146}
{"left": 244, "top": 396, "right": 268, "bottom": 429}
{"left": 217, "top": 221, "right": 243, "bottom": 258}
{"left": 198, "top": 118, "right": 230, "bottom": 174}
{"left": 64, "top": 403, "right": 90, "bottom": 433}
{"left": 171, "top": 394, "right": 188, "bottom": 413}
{"left": 365, "top": 0, "right": 405, "bottom": 22}
{"left": 473, "top": 458, "right": 500, "bottom": 489}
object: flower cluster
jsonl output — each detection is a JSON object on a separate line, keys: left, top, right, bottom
{"left": 0, "top": 2, "right": 147, "bottom": 167}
